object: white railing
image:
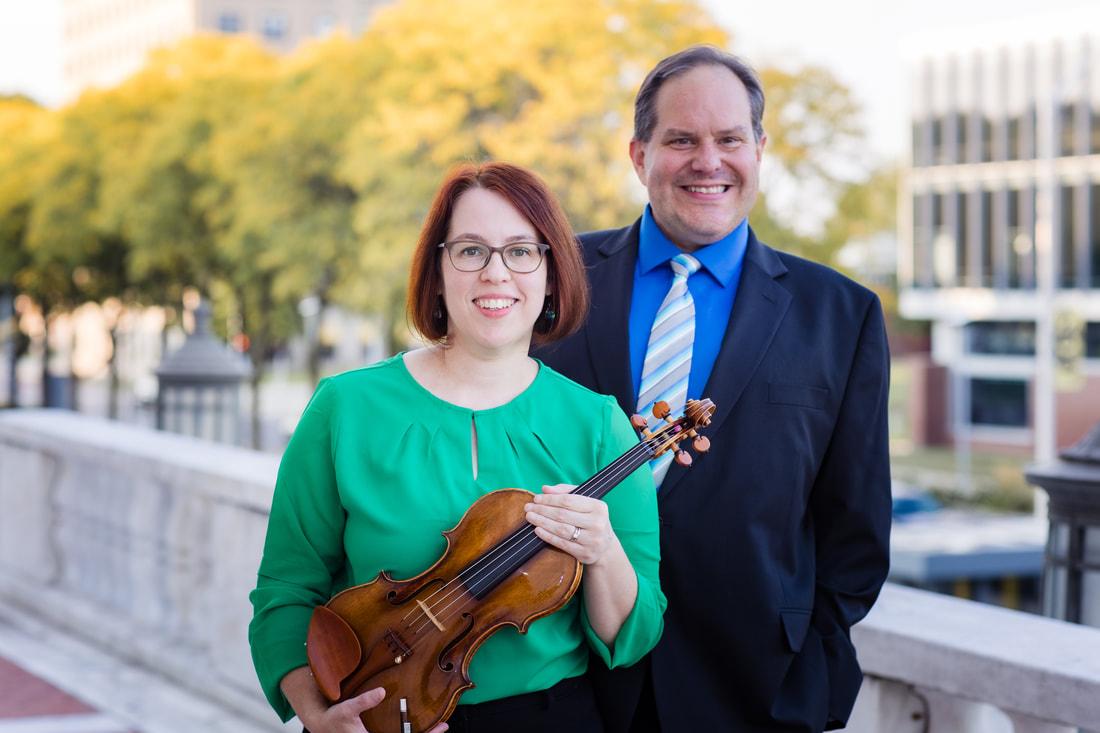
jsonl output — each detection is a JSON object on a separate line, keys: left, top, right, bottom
{"left": 1, "top": 409, "right": 1099, "bottom": 732}
{"left": 0, "top": 408, "right": 281, "bottom": 729}
{"left": 849, "top": 583, "right": 1100, "bottom": 732}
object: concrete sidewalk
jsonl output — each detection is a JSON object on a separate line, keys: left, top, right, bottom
{"left": 0, "top": 656, "right": 136, "bottom": 732}
{"left": 0, "top": 599, "right": 289, "bottom": 733}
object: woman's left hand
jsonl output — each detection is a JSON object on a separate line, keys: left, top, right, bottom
{"left": 525, "top": 484, "right": 618, "bottom": 566}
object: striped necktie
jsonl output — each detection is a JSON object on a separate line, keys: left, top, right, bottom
{"left": 637, "top": 252, "right": 701, "bottom": 487}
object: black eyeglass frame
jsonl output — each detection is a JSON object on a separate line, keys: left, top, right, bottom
{"left": 437, "top": 240, "right": 550, "bottom": 273}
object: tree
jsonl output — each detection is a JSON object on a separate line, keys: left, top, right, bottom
{"left": 17, "top": 92, "right": 134, "bottom": 407}
{"left": 750, "top": 64, "right": 866, "bottom": 266}
{"left": 0, "top": 3, "right": 873, "bottom": 438}
{"left": 821, "top": 165, "right": 908, "bottom": 332}
{"left": 335, "top": 0, "right": 728, "bottom": 340}
{"left": 208, "top": 34, "right": 370, "bottom": 388}
{"left": 0, "top": 95, "right": 52, "bottom": 406}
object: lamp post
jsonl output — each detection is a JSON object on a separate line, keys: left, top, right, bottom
{"left": 155, "top": 300, "right": 251, "bottom": 445}
{"left": 1026, "top": 421, "right": 1100, "bottom": 627}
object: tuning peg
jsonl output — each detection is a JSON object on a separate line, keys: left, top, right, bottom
{"left": 630, "top": 414, "right": 648, "bottom": 431}
{"left": 674, "top": 450, "right": 692, "bottom": 467}
{"left": 692, "top": 436, "right": 710, "bottom": 453}
{"left": 652, "top": 401, "right": 670, "bottom": 419}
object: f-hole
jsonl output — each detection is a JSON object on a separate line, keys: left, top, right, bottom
{"left": 438, "top": 613, "right": 474, "bottom": 672}
{"left": 387, "top": 577, "right": 445, "bottom": 605}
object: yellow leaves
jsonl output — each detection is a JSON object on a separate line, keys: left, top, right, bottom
{"left": 3, "top": 0, "right": 870, "bottom": 331}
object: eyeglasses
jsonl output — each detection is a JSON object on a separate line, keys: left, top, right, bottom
{"left": 438, "top": 240, "right": 550, "bottom": 273}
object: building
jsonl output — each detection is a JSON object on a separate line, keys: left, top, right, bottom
{"left": 899, "top": 9, "right": 1100, "bottom": 452}
{"left": 60, "top": 0, "right": 387, "bottom": 102}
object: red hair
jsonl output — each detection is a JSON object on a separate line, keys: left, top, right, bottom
{"left": 407, "top": 162, "right": 589, "bottom": 344}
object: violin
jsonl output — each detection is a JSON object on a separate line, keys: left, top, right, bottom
{"left": 306, "top": 398, "right": 716, "bottom": 733}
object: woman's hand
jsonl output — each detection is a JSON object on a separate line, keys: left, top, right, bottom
{"left": 281, "top": 668, "right": 448, "bottom": 733}
{"left": 525, "top": 483, "right": 639, "bottom": 645}
{"left": 525, "top": 484, "right": 619, "bottom": 566}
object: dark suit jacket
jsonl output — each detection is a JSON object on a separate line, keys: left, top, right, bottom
{"left": 534, "top": 222, "right": 891, "bottom": 733}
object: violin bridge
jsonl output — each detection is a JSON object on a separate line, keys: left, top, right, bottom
{"left": 416, "top": 599, "right": 446, "bottom": 632}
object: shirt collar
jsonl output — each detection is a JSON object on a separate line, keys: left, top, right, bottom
{"left": 637, "top": 205, "right": 748, "bottom": 287}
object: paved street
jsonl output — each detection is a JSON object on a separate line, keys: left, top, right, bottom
{"left": 0, "top": 655, "right": 135, "bottom": 732}
{"left": 0, "top": 599, "right": 288, "bottom": 733}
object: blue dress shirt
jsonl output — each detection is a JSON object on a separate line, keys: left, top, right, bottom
{"left": 628, "top": 206, "right": 749, "bottom": 406}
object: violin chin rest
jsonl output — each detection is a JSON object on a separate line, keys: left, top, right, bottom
{"left": 307, "top": 605, "right": 363, "bottom": 702}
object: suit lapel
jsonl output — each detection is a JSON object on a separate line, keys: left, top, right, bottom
{"left": 584, "top": 222, "right": 640, "bottom": 412}
{"left": 659, "top": 231, "right": 792, "bottom": 497}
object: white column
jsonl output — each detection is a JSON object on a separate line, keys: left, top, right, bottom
{"left": 1033, "top": 40, "right": 1059, "bottom": 488}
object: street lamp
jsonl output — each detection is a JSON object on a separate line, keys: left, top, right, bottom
{"left": 1026, "top": 421, "right": 1100, "bottom": 627}
{"left": 155, "top": 299, "right": 251, "bottom": 445}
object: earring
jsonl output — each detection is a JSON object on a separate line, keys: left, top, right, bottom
{"left": 543, "top": 298, "right": 557, "bottom": 322}
{"left": 433, "top": 296, "right": 445, "bottom": 326}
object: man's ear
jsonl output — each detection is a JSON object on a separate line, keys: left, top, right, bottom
{"left": 628, "top": 139, "right": 648, "bottom": 185}
{"left": 755, "top": 132, "right": 767, "bottom": 162}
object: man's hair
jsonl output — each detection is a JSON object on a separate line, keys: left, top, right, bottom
{"left": 633, "top": 45, "right": 765, "bottom": 144}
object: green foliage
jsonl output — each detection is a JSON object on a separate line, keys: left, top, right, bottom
{"left": 336, "top": 0, "right": 727, "bottom": 318}
{"left": 0, "top": 0, "right": 874, "bottom": 393}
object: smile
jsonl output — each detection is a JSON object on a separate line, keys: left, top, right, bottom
{"left": 474, "top": 297, "right": 518, "bottom": 310}
{"left": 683, "top": 185, "right": 730, "bottom": 194}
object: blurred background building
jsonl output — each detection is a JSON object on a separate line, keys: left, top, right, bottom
{"left": 62, "top": 0, "right": 388, "bottom": 101}
{"left": 899, "top": 10, "right": 1100, "bottom": 454}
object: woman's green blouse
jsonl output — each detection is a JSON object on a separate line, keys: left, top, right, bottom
{"left": 248, "top": 355, "right": 666, "bottom": 721}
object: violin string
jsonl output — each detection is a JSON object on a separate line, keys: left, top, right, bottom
{"left": 401, "top": 427, "right": 682, "bottom": 643}
{"left": 396, "top": 435, "right": 651, "bottom": 642}
{"left": 410, "top": 428, "right": 664, "bottom": 616}
{"left": 400, "top": 446, "right": 654, "bottom": 646}
{"left": 396, "top": 429, "right": 668, "bottom": 630}
{"left": 397, "top": 437, "right": 658, "bottom": 641}
{"left": 398, "top": 421, "right": 691, "bottom": 643}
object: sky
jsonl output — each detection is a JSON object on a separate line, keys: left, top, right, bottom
{"left": 706, "top": 0, "right": 1099, "bottom": 164}
{"left": 0, "top": 0, "right": 63, "bottom": 106}
{"left": 1, "top": 0, "right": 1098, "bottom": 160}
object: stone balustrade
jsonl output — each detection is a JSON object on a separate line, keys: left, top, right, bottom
{"left": 0, "top": 409, "right": 280, "bottom": 728}
{"left": 1, "top": 409, "right": 1099, "bottom": 732}
{"left": 848, "top": 584, "right": 1100, "bottom": 732}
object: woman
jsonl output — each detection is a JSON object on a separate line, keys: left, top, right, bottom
{"left": 249, "top": 162, "right": 665, "bottom": 733}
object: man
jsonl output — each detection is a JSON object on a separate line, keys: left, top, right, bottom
{"left": 535, "top": 46, "right": 891, "bottom": 732}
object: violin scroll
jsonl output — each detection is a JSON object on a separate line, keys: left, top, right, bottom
{"left": 629, "top": 397, "right": 716, "bottom": 467}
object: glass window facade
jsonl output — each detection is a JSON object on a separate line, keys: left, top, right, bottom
{"left": 1086, "top": 322, "right": 1100, "bottom": 359}
{"left": 965, "top": 321, "right": 1036, "bottom": 355}
{"left": 955, "top": 191, "right": 969, "bottom": 284}
{"left": 217, "top": 13, "right": 241, "bottom": 32}
{"left": 981, "top": 190, "right": 994, "bottom": 286}
{"left": 969, "top": 378, "right": 1029, "bottom": 427}
{"left": 908, "top": 41, "right": 1098, "bottom": 294}
{"left": 1092, "top": 105, "right": 1100, "bottom": 154}
{"left": 931, "top": 116, "right": 946, "bottom": 165}
{"left": 1092, "top": 183, "right": 1100, "bottom": 287}
{"left": 1060, "top": 184, "right": 1077, "bottom": 288}
{"left": 1060, "top": 103, "right": 1077, "bottom": 157}
{"left": 262, "top": 12, "right": 287, "bottom": 40}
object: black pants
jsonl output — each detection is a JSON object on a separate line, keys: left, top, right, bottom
{"left": 627, "top": 663, "right": 661, "bottom": 733}
{"left": 445, "top": 674, "right": 602, "bottom": 733}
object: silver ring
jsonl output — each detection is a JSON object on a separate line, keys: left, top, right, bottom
{"left": 570, "top": 526, "right": 581, "bottom": 542}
